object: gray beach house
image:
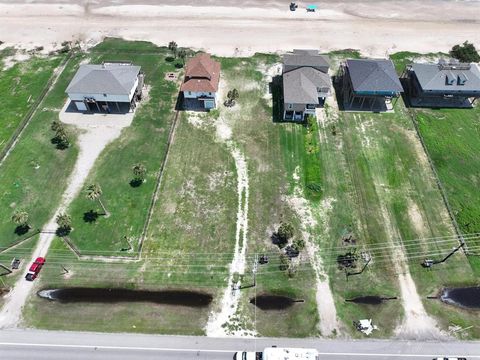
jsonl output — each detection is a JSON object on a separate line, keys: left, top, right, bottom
{"left": 341, "top": 58, "right": 403, "bottom": 112}
{"left": 282, "top": 49, "right": 331, "bottom": 121}
{"left": 404, "top": 60, "right": 480, "bottom": 108}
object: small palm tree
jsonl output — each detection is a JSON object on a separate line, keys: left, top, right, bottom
{"left": 51, "top": 120, "right": 63, "bottom": 132}
{"left": 85, "top": 183, "right": 109, "bottom": 216}
{"left": 132, "top": 163, "right": 147, "bottom": 181}
{"left": 178, "top": 49, "right": 187, "bottom": 65}
{"left": 12, "top": 210, "right": 29, "bottom": 229}
{"left": 168, "top": 41, "right": 178, "bottom": 59}
{"left": 56, "top": 212, "right": 72, "bottom": 236}
{"left": 56, "top": 212, "right": 72, "bottom": 230}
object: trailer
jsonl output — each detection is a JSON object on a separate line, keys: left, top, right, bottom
{"left": 234, "top": 347, "right": 319, "bottom": 360}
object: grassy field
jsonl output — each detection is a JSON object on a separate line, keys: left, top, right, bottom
{"left": 416, "top": 107, "right": 480, "bottom": 272}
{"left": 23, "top": 48, "right": 319, "bottom": 336}
{"left": 0, "top": 49, "right": 77, "bottom": 307}
{"left": 14, "top": 44, "right": 480, "bottom": 338}
{"left": 0, "top": 49, "right": 65, "bottom": 154}
{"left": 65, "top": 39, "right": 181, "bottom": 254}
{"left": 0, "top": 51, "right": 81, "bottom": 249}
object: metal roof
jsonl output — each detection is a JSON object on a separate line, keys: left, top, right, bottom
{"left": 411, "top": 62, "right": 480, "bottom": 92}
{"left": 346, "top": 59, "right": 403, "bottom": 93}
{"left": 283, "top": 49, "right": 330, "bottom": 70}
{"left": 283, "top": 67, "right": 331, "bottom": 104}
{"left": 66, "top": 64, "right": 141, "bottom": 95}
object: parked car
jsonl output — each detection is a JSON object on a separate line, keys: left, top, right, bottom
{"left": 25, "top": 257, "right": 46, "bottom": 281}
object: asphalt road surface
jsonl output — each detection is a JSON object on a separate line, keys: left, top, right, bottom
{"left": 1, "top": 329, "right": 480, "bottom": 360}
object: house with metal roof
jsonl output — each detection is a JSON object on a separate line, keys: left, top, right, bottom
{"left": 181, "top": 53, "right": 220, "bottom": 110}
{"left": 65, "top": 62, "right": 143, "bottom": 113}
{"left": 282, "top": 49, "right": 331, "bottom": 121}
{"left": 341, "top": 58, "right": 403, "bottom": 112}
{"left": 404, "top": 60, "right": 480, "bottom": 108}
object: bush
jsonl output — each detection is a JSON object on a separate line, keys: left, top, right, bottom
{"left": 279, "top": 254, "right": 289, "bottom": 271}
{"left": 450, "top": 41, "right": 480, "bottom": 63}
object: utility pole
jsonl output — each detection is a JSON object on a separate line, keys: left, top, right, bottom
{"left": 253, "top": 253, "right": 258, "bottom": 352}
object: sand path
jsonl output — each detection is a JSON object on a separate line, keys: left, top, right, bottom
{"left": 0, "top": 103, "right": 134, "bottom": 328}
{"left": 205, "top": 115, "right": 251, "bottom": 337}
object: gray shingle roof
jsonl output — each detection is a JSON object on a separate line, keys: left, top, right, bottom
{"left": 66, "top": 64, "right": 141, "bottom": 95}
{"left": 346, "top": 59, "right": 402, "bottom": 93}
{"left": 411, "top": 62, "right": 480, "bottom": 92}
{"left": 283, "top": 67, "right": 331, "bottom": 104}
{"left": 283, "top": 49, "right": 330, "bottom": 70}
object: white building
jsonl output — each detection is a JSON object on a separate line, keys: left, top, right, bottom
{"left": 65, "top": 63, "right": 142, "bottom": 113}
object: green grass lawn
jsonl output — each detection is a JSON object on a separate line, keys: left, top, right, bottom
{"left": 0, "top": 49, "right": 64, "bottom": 154}
{"left": 17, "top": 45, "right": 480, "bottom": 338}
{"left": 0, "top": 52, "right": 82, "bottom": 249}
{"left": 66, "top": 40, "right": 181, "bottom": 254}
{"left": 315, "top": 51, "right": 479, "bottom": 337}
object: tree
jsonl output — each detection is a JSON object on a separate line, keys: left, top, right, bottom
{"left": 85, "top": 183, "right": 109, "bottom": 216}
{"left": 132, "top": 163, "right": 147, "bottom": 180}
{"left": 278, "top": 222, "right": 294, "bottom": 242}
{"left": 279, "top": 254, "right": 289, "bottom": 271}
{"left": 55, "top": 127, "right": 70, "bottom": 149}
{"left": 168, "top": 41, "right": 178, "bottom": 59}
{"left": 450, "top": 41, "right": 480, "bottom": 63}
{"left": 225, "top": 88, "right": 240, "bottom": 107}
{"left": 12, "top": 210, "right": 29, "bottom": 228}
{"left": 51, "top": 120, "right": 63, "bottom": 132}
{"left": 293, "top": 238, "right": 305, "bottom": 251}
{"left": 56, "top": 212, "right": 72, "bottom": 230}
{"left": 178, "top": 49, "right": 187, "bottom": 65}
{"left": 56, "top": 212, "right": 72, "bottom": 236}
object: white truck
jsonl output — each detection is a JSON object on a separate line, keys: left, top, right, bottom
{"left": 234, "top": 347, "right": 319, "bottom": 360}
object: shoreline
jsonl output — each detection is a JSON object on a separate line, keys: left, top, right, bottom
{"left": 0, "top": 1, "right": 479, "bottom": 57}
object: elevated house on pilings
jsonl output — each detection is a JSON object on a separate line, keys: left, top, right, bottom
{"left": 65, "top": 62, "right": 143, "bottom": 114}
{"left": 403, "top": 60, "right": 480, "bottom": 108}
{"left": 282, "top": 49, "right": 332, "bottom": 121}
{"left": 341, "top": 58, "right": 403, "bottom": 112}
{"left": 180, "top": 53, "right": 220, "bottom": 111}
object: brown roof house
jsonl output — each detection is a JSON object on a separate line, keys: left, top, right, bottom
{"left": 181, "top": 53, "right": 220, "bottom": 110}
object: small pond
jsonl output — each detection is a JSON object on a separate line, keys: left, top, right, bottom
{"left": 250, "top": 295, "right": 304, "bottom": 310}
{"left": 440, "top": 287, "right": 480, "bottom": 309}
{"left": 37, "top": 288, "right": 212, "bottom": 308}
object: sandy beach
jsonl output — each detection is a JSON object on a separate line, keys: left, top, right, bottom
{"left": 0, "top": 0, "right": 479, "bottom": 57}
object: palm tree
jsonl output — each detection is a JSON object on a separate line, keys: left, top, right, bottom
{"left": 178, "top": 49, "right": 187, "bottom": 65}
{"left": 56, "top": 212, "right": 72, "bottom": 230}
{"left": 168, "top": 41, "right": 178, "bottom": 59}
{"left": 132, "top": 163, "right": 147, "bottom": 181}
{"left": 51, "top": 120, "right": 63, "bottom": 132}
{"left": 85, "top": 183, "right": 109, "bottom": 216}
{"left": 11, "top": 210, "right": 29, "bottom": 229}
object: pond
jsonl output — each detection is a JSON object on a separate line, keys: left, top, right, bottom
{"left": 250, "top": 295, "right": 304, "bottom": 310}
{"left": 37, "top": 288, "right": 213, "bottom": 308}
{"left": 440, "top": 287, "right": 480, "bottom": 309}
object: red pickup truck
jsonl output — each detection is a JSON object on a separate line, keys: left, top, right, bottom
{"left": 25, "top": 257, "right": 46, "bottom": 281}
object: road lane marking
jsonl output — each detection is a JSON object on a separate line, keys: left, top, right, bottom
{"left": 0, "top": 343, "right": 479, "bottom": 357}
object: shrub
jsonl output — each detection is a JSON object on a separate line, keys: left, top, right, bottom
{"left": 450, "top": 41, "right": 480, "bottom": 63}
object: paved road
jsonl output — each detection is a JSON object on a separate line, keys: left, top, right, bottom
{"left": 1, "top": 329, "right": 480, "bottom": 360}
